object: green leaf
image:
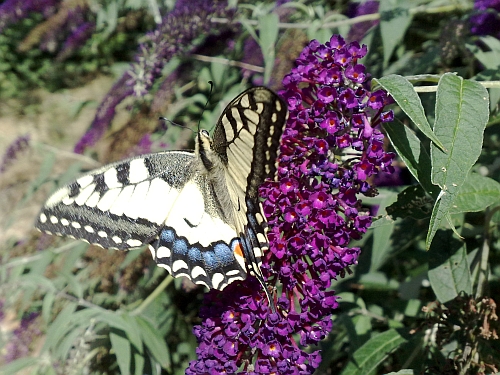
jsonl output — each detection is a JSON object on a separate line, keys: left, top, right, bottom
{"left": 18, "top": 274, "right": 57, "bottom": 293}
{"left": 427, "top": 74, "right": 489, "bottom": 248}
{"left": 42, "top": 302, "right": 78, "bottom": 353}
{"left": 379, "top": 1, "right": 412, "bottom": 67}
{"left": 26, "top": 249, "right": 56, "bottom": 276}
{"left": 44, "top": 307, "right": 101, "bottom": 357}
{"left": 133, "top": 351, "right": 146, "bottom": 375}
{"left": 121, "top": 314, "right": 144, "bottom": 355}
{"left": 110, "top": 329, "right": 131, "bottom": 375}
{"left": 428, "top": 230, "right": 472, "bottom": 303}
{"left": 98, "top": 310, "right": 128, "bottom": 331}
{"left": 54, "top": 325, "right": 86, "bottom": 361}
{"left": 56, "top": 161, "right": 85, "bottom": 186}
{"left": 403, "top": 299, "right": 423, "bottom": 317}
{"left": 42, "top": 291, "right": 55, "bottom": 324}
{"left": 58, "top": 270, "right": 84, "bottom": 299}
{"left": 369, "top": 215, "right": 394, "bottom": 229}
{"left": 258, "top": 12, "right": 279, "bottom": 84}
{"left": 450, "top": 173, "right": 500, "bottom": 214}
{"left": 340, "top": 329, "right": 408, "bottom": 375}
{"left": 383, "top": 117, "right": 439, "bottom": 195}
{"left": 209, "top": 61, "right": 228, "bottom": 90}
{"left": 466, "top": 36, "right": 500, "bottom": 70}
{"left": 359, "top": 272, "right": 400, "bottom": 291}
{"left": 0, "top": 357, "right": 38, "bottom": 375}
{"left": 371, "top": 190, "right": 398, "bottom": 271}
{"left": 136, "top": 316, "right": 171, "bottom": 370}
{"left": 42, "top": 364, "right": 58, "bottom": 375}
{"left": 60, "top": 241, "right": 88, "bottom": 271}
{"left": 32, "top": 150, "right": 56, "bottom": 187}
{"left": 475, "top": 68, "right": 500, "bottom": 111}
{"left": 22, "top": 149, "right": 56, "bottom": 204}
{"left": 376, "top": 75, "right": 445, "bottom": 152}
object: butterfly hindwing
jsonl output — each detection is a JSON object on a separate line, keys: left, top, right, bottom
{"left": 148, "top": 172, "right": 247, "bottom": 289}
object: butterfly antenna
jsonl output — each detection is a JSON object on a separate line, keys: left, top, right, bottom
{"left": 158, "top": 117, "right": 195, "bottom": 134}
{"left": 198, "top": 81, "right": 214, "bottom": 132}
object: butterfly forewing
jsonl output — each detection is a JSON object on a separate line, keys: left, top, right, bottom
{"left": 213, "top": 87, "right": 287, "bottom": 198}
{"left": 36, "top": 151, "right": 195, "bottom": 249}
{"left": 212, "top": 87, "right": 288, "bottom": 277}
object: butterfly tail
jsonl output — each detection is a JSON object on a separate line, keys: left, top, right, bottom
{"left": 240, "top": 229, "right": 276, "bottom": 313}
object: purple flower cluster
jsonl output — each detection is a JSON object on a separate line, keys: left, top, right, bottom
{"left": 32, "top": 5, "right": 94, "bottom": 56}
{"left": 75, "top": 0, "right": 234, "bottom": 154}
{"left": 187, "top": 35, "right": 395, "bottom": 374}
{"left": 3, "top": 312, "right": 42, "bottom": 363}
{"left": 74, "top": 74, "right": 135, "bottom": 154}
{"left": 0, "top": 0, "right": 59, "bottom": 33}
{"left": 0, "top": 134, "right": 30, "bottom": 173}
{"left": 56, "top": 21, "right": 95, "bottom": 61}
{"left": 3, "top": 1, "right": 97, "bottom": 60}
{"left": 470, "top": 0, "right": 500, "bottom": 38}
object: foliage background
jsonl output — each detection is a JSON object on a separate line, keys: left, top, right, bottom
{"left": 1, "top": 0, "right": 499, "bottom": 374}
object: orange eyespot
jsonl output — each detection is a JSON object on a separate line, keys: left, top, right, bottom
{"left": 233, "top": 242, "right": 243, "bottom": 258}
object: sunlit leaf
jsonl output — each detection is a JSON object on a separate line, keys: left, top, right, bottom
{"left": 377, "top": 75, "right": 445, "bottom": 152}
{"left": 427, "top": 74, "right": 489, "bottom": 248}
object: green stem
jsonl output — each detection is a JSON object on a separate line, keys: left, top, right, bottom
{"left": 475, "top": 206, "right": 500, "bottom": 298}
{"left": 131, "top": 275, "right": 173, "bottom": 316}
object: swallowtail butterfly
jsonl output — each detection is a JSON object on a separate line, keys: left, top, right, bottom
{"left": 36, "top": 87, "right": 287, "bottom": 296}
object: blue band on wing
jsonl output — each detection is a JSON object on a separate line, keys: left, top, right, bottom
{"left": 153, "top": 226, "right": 245, "bottom": 288}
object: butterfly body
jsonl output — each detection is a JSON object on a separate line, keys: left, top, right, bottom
{"left": 36, "top": 87, "right": 287, "bottom": 293}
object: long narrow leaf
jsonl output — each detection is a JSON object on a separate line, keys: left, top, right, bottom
{"left": 377, "top": 75, "right": 445, "bottom": 151}
{"left": 42, "top": 302, "right": 78, "bottom": 353}
{"left": 136, "top": 316, "right": 172, "bottom": 370}
{"left": 383, "top": 118, "right": 438, "bottom": 197}
{"left": 0, "top": 358, "right": 39, "bottom": 375}
{"left": 341, "top": 329, "right": 408, "bottom": 375}
{"left": 110, "top": 330, "right": 131, "bottom": 375}
{"left": 450, "top": 173, "right": 500, "bottom": 214}
{"left": 379, "top": 1, "right": 412, "bottom": 67}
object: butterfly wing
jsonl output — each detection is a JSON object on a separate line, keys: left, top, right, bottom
{"left": 212, "top": 87, "right": 288, "bottom": 276}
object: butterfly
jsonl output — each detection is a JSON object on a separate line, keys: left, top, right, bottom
{"left": 36, "top": 87, "right": 287, "bottom": 300}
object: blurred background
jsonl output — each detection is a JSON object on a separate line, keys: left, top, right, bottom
{"left": 1, "top": 0, "right": 499, "bottom": 374}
